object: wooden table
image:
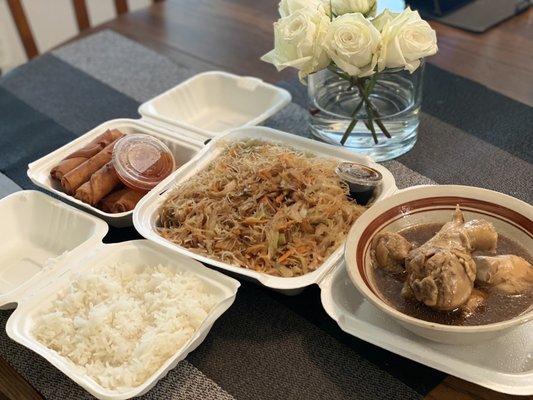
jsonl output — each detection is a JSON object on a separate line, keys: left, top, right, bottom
{"left": 2, "top": 1, "right": 532, "bottom": 399}
{"left": 79, "top": 0, "right": 533, "bottom": 107}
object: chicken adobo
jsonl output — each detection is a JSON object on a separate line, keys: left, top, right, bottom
{"left": 370, "top": 207, "right": 533, "bottom": 325}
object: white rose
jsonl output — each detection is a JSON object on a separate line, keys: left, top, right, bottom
{"left": 331, "top": 0, "right": 376, "bottom": 17}
{"left": 323, "top": 13, "right": 380, "bottom": 77}
{"left": 378, "top": 8, "right": 438, "bottom": 73}
{"left": 278, "top": 0, "right": 328, "bottom": 18}
{"left": 372, "top": 9, "right": 399, "bottom": 31}
{"left": 261, "top": 8, "right": 331, "bottom": 79}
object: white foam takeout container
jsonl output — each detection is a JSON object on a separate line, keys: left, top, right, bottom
{"left": 138, "top": 71, "right": 292, "bottom": 139}
{"left": 321, "top": 185, "right": 533, "bottom": 396}
{"left": 133, "top": 126, "right": 398, "bottom": 293}
{"left": 27, "top": 119, "right": 204, "bottom": 228}
{"left": 28, "top": 72, "right": 291, "bottom": 228}
{"left": 319, "top": 262, "right": 533, "bottom": 396}
{"left": 1, "top": 191, "right": 240, "bottom": 400}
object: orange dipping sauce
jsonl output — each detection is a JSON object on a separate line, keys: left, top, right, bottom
{"left": 112, "top": 134, "right": 176, "bottom": 192}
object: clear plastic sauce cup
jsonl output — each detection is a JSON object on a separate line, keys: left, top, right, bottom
{"left": 335, "top": 162, "right": 382, "bottom": 205}
{"left": 112, "top": 134, "right": 176, "bottom": 192}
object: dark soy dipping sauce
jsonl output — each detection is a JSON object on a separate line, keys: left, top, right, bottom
{"left": 336, "top": 162, "right": 382, "bottom": 206}
{"left": 372, "top": 223, "right": 533, "bottom": 326}
{"left": 346, "top": 181, "right": 375, "bottom": 206}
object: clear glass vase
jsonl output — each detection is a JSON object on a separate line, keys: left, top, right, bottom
{"left": 307, "top": 63, "right": 424, "bottom": 161}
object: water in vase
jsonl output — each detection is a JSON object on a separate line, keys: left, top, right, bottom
{"left": 308, "top": 64, "right": 424, "bottom": 162}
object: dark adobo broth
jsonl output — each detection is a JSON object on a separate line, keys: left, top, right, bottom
{"left": 372, "top": 223, "right": 533, "bottom": 326}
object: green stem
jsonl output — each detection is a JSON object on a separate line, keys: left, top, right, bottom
{"left": 340, "top": 117, "right": 358, "bottom": 145}
{"left": 364, "top": 103, "right": 379, "bottom": 144}
{"left": 356, "top": 77, "right": 391, "bottom": 139}
{"left": 340, "top": 96, "right": 365, "bottom": 145}
{"left": 373, "top": 113, "right": 391, "bottom": 139}
{"left": 340, "top": 74, "right": 377, "bottom": 145}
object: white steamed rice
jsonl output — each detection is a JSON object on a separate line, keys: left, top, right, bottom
{"left": 32, "top": 263, "right": 219, "bottom": 390}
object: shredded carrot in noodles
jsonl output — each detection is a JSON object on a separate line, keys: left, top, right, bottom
{"left": 158, "top": 140, "right": 366, "bottom": 277}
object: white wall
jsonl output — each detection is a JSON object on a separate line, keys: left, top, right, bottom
{"left": 0, "top": 0, "right": 27, "bottom": 71}
{"left": 0, "top": 0, "right": 151, "bottom": 72}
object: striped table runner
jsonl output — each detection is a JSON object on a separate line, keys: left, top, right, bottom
{"left": 0, "top": 31, "right": 531, "bottom": 400}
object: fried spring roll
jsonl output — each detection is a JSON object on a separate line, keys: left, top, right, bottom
{"left": 50, "top": 129, "right": 124, "bottom": 180}
{"left": 74, "top": 163, "right": 121, "bottom": 206}
{"left": 99, "top": 188, "right": 145, "bottom": 213}
{"left": 61, "top": 139, "right": 119, "bottom": 195}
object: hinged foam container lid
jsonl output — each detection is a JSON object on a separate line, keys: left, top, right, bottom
{"left": 0, "top": 190, "right": 108, "bottom": 309}
{"left": 138, "top": 71, "right": 292, "bottom": 139}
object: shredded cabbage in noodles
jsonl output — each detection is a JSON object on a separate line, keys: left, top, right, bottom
{"left": 158, "top": 140, "right": 366, "bottom": 277}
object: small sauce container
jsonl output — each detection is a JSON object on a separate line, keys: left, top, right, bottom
{"left": 112, "top": 134, "right": 176, "bottom": 192}
{"left": 335, "top": 162, "right": 382, "bottom": 205}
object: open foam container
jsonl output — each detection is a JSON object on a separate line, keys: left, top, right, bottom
{"left": 27, "top": 119, "right": 203, "bottom": 228}
{"left": 28, "top": 71, "right": 291, "bottom": 227}
{"left": 133, "top": 126, "right": 398, "bottom": 294}
{"left": 1, "top": 191, "right": 240, "bottom": 400}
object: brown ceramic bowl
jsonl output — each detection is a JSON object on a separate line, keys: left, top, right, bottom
{"left": 344, "top": 185, "right": 533, "bottom": 344}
